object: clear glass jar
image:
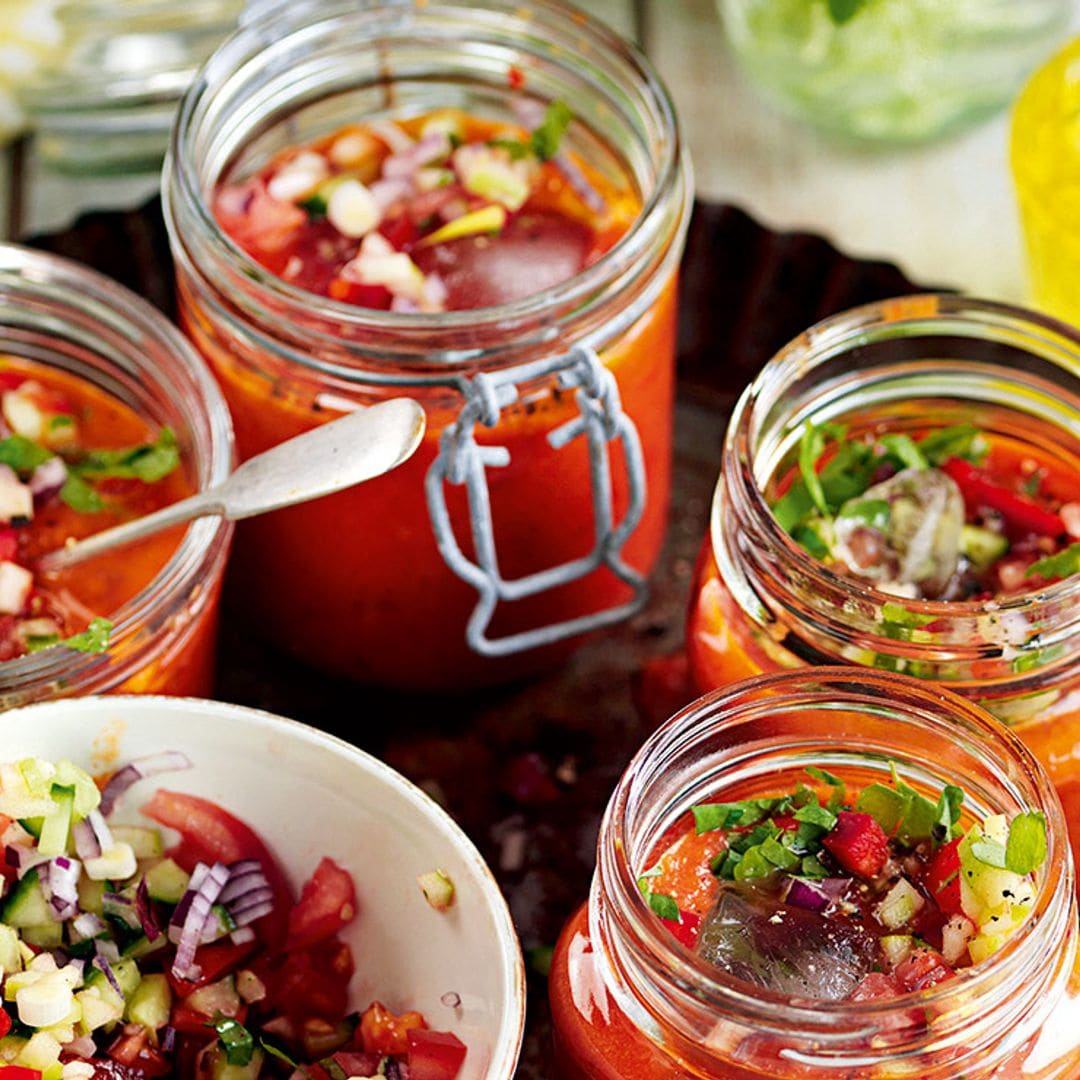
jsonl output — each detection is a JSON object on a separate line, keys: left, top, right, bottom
{"left": 164, "top": 0, "right": 691, "bottom": 690}
{"left": 721, "top": 0, "right": 1072, "bottom": 144}
{"left": 686, "top": 294, "right": 1080, "bottom": 874}
{"left": 18, "top": 0, "right": 245, "bottom": 173}
{"left": 0, "top": 245, "right": 233, "bottom": 705}
{"left": 550, "top": 668, "right": 1080, "bottom": 1078}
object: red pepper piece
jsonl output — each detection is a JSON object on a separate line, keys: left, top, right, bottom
{"left": 943, "top": 457, "right": 1065, "bottom": 537}
{"left": 822, "top": 811, "right": 889, "bottom": 879}
{"left": 925, "top": 837, "right": 965, "bottom": 916}
{"left": 659, "top": 909, "right": 702, "bottom": 950}
{"left": 0, "top": 1068, "right": 42, "bottom": 1080}
{"left": 328, "top": 278, "right": 394, "bottom": 309}
{"left": 164, "top": 937, "right": 258, "bottom": 995}
{"left": 0, "top": 1005, "right": 11, "bottom": 1039}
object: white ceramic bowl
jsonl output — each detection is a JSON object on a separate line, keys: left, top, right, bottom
{"left": 0, "top": 696, "right": 525, "bottom": 1080}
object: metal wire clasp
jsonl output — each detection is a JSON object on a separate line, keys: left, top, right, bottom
{"left": 425, "top": 344, "right": 648, "bottom": 657}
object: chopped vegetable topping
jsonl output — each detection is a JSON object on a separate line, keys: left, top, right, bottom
{"left": 643, "top": 765, "right": 1047, "bottom": 1002}
{"left": 418, "top": 869, "right": 456, "bottom": 912}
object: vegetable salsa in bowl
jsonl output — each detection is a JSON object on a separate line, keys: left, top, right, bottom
{"left": 0, "top": 697, "right": 524, "bottom": 1080}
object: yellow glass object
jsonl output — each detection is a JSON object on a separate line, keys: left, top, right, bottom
{"left": 1012, "top": 36, "right": 1080, "bottom": 328}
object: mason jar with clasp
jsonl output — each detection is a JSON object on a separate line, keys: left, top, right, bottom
{"left": 163, "top": 0, "right": 691, "bottom": 690}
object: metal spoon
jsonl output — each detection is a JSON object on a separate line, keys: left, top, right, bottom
{"left": 37, "top": 397, "right": 426, "bottom": 572}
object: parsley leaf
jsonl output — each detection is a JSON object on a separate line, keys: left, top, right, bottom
{"left": 26, "top": 617, "right": 113, "bottom": 655}
{"left": 1005, "top": 811, "right": 1047, "bottom": 875}
{"left": 1026, "top": 543, "right": 1080, "bottom": 582}
{"left": 530, "top": 100, "right": 573, "bottom": 161}
{"left": 70, "top": 428, "right": 180, "bottom": 484}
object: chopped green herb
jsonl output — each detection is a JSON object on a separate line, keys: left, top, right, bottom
{"left": 319, "top": 1059, "right": 348, "bottom": 1080}
{"left": 1022, "top": 472, "right": 1042, "bottom": 497}
{"left": 793, "top": 803, "right": 837, "bottom": 830}
{"left": 644, "top": 889, "right": 679, "bottom": 921}
{"left": 212, "top": 1013, "right": 254, "bottom": 1067}
{"left": 798, "top": 422, "right": 843, "bottom": 516}
{"left": 732, "top": 845, "right": 775, "bottom": 882}
{"left": 1005, "top": 811, "right": 1047, "bottom": 875}
{"left": 970, "top": 837, "right": 1008, "bottom": 869}
{"left": 856, "top": 783, "right": 906, "bottom": 833}
{"left": 692, "top": 797, "right": 787, "bottom": 834}
{"left": 933, "top": 785, "right": 964, "bottom": 840}
{"left": 805, "top": 766, "right": 842, "bottom": 787}
{"left": 1027, "top": 543, "right": 1080, "bottom": 582}
{"left": 826, "top": 0, "right": 869, "bottom": 22}
{"left": 488, "top": 137, "right": 532, "bottom": 161}
{"left": 26, "top": 617, "right": 112, "bottom": 656}
{"left": 530, "top": 100, "right": 573, "bottom": 161}
{"left": 0, "top": 436, "right": 52, "bottom": 476}
{"left": 916, "top": 425, "right": 987, "bottom": 467}
{"left": 760, "top": 835, "right": 801, "bottom": 871}
{"left": 800, "top": 855, "right": 829, "bottom": 878}
{"left": 71, "top": 428, "right": 180, "bottom": 484}
{"left": 49, "top": 416, "right": 74, "bottom": 431}
{"left": 838, "top": 498, "right": 891, "bottom": 529}
{"left": 58, "top": 474, "right": 105, "bottom": 514}
{"left": 880, "top": 602, "right": 936, "bottom": 628}
{"left": 879, "top": 434, "right": 928, "bottom": 472}
{"left": 792, "top": 521, "right": 830, "bottom": 559}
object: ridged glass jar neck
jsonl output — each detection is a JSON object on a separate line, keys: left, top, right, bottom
{"left": 592, "top": 669, "right": 1076, "bottom": 1077}
{"left": 0, "top": 245, "right": 233, "bottom": 703}
{"left": 163, "top": 0, "right": 691, "bottom": 376}
{"left": 714, "top": 295, "right": 1080, "bottom": 690}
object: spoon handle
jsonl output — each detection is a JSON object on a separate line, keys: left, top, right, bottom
{"left": 37, "top": 492, "right": 220, "bottom": 572}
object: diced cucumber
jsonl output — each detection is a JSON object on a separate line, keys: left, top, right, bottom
{"left": 17, "top": 759, "right": 55, "bottom": 797}
{"left": 961, "top": 525, "right": 1009, "bottom": 573}
{"left": 880, "top": 934, "right": 914, "bottom": 968}
{"left": 21, "top": 923, "right": 63, "bottom": 949}
{"left": 15, "top": 1031, "right": 62, "bottom": 1072}
{"left": 143, "top": 857, "right": 190, "bottom": 903}
{"left": 123, "top": 935, "right": 167, "bottom": 961}
{"left": 77, "top": 876, "right": 105, "bottom": 915}
{"left": 111, "top": 826, "right": 164, "bottom": 860}
{"left": 211, "top": 1046, "right": 264, "bottom": 1080}
{"left": 126, "top": 973, "right": 172, "bottom": 1031}
{"left": 0, "top": 924, "right": 22, "bottom": 974}
{"left": 52, "top": 760, "right": 100, "bottom": 818}
{"left": 17, "top": 818, "right": 42, "bottom": 839}
{"left": 958, "top": 817, "right": 1035, "bottom": 926}
{"left": 75, "top": 986, "right": 124, "bottom": 1033}
{"left": 3, "top": 870, "right": 51, "bottom": 928}
{"left": 0, "top": 1034, "right": 27, "bottom": 1063}
{"left": 86, "top": 956, "right": 141, "bottom": 1001}
{"left": 876, "top": 878, "right": 925, "bottom": 931}
{"left": 37, "top": 784, "right": 74, "bottom": 857}
{"left": 203, "top": 904, "right": 237, "bottom": 943}
{"left": 187, "top": 976, "right": 240, "bottom": 1019}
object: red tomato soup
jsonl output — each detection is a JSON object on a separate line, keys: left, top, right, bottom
{"left": 165, "top": 1, "right": 690, "bottom": 689}
{"left": 549, "top": 671, "right": 1080, "bottom": 1079}
{"left": 686, "top": 297, "right": 1080, "bottom": 883}
{"left": 0, "top": 248, "right": 232, "bottom": 703}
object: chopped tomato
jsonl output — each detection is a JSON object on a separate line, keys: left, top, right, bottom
{"left": 329, "top": 1052, "right": 383, "bottom": 1077}
{"left": 141, "top": 789, "right": 293, "bottom": 947}
{"left": 822, "top": 811, "right": 888, "bottom": 879}
{"left": 0, "top": 529, "right": 17, "bottom": 564}
{"left": 407, "top": 1029, "right": 468, "bottom": 1080}
{"left": 850, "top": 972, "right": 903, "bottom": 1001}
{"left": 0, "top": 1006, "right": 11, "bottom": 1039}
{"left": 286, "top": 856, "right": 358, "bottom": 951}
{"left": 378, "top": 212, "right": 419, "bottom": 250}
{"left": 925, "top": 838, "right": 964, "bottom": 916}
{"left": 895, "top": 947, "right": 954, "bottom": 992}
{"left": 165, "top": 937, "right": 258, "bottom": 995}
{"left": 268, "top": 938, "right": 354, "bottom": 1023}
{"left": 359, "top": 1001, "right": 428, "bottom": 1056}
{"left": 327, "top": 279, "right": 393, "bottom": 308}
{"left": 659, "top": 909, "right": 702, "bottom": 950}
{"left": 170, "top": 1000, "right": 247, "bottom": 1036}
{"left": 107, "top": 1029, "right": 172, "bottom": 1078}
{"left": 0, "top": 1069, "right": 42, "bottom": 1080}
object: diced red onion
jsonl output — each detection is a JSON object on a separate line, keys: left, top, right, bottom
{"left": 29, "top": 457, "right": 67, "bottom": 502}
{"left": 60, "top": 957, "right": 85, "bottom": 980}
{"left": 219, "top": 865, "right": 268, "bottom": 904}
{"left": 66, "top": 1034, "right": 96, "bottom": 1058}
{"left": 6, "top": 844, "right": 51, "bottom": 879}
{"left": 72, "top": 819, "right": 101, "bottom": 861}
{"left": 227, "top": 887, "right": 274, "bottom": 916}
{"left": 368, "top": 120, "right": 414, "bottom": 155}
{"left": 94, "top": 937, "right": 120, "bottom": 963}
{"left": 817, "top": 878, "right": 854, "bottom": 900}
{"left": 99, "top": 751, "right": 192, "bottom": 817}
{"left": 172, "top": 861, "right": 230, "bottom": 980}
{"left": 71, "top": 912, "right": 105, "bottom": 941}
{"left": 48, "top": 856, "right": 81, "bottom": 920}
{"left": 230, "top": 900, "right": 274, "bottom": 928}
{"left": 230, "top": 927, "right": 255, "bottom": 946}
{"left": 369, "top": 177, "right": 413, "bottom": 213}
{"left": 86, "top": 809, "right": 114, "bottom": 853}
{"left": 135, "top": 877, "right": 162, "bottom": 942}
{"left": 382, "top": 132, "right": 452, "bottom": 180}
{"left": 93, "top": 953, "right": 122, "bottom": 996}
{"left": 783, "top": 878, "right": 831, "bottom": 913}
{"left": 160, "top": 1027, "right": 176, "bottom": 1054}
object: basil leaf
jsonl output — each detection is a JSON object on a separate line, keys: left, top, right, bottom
{"left": 0, "top": 436, "right": 51, "bottom": 476}
{"left": 212, "top": 1013, "right": 254, "bottom": 1067}
{"left": 933, "top": 785, "right": 964, "bottom": 839}
{"left": 59, "top": 474, "right": 105, "bottom": 514}
{"left": 1027, "top": 543, "right": 1080, "bottom": 582}
{"left": 71, "top": 428, "right": 180, "bottom": 483}
{"left": 793, "top": 803, "right": 837, "bottom": 830}
{"left": 733, "top": 845, "right": 774, "bottom": 881}
{"left": 800, "top": 855, "right": 829, "bottom": 878}
{"left": 760, "top": 835, "right": 800, "bottom": 871}
{"left": 1005, "top": 811, "right": 1047, "bottom": 875}
{"left": 645, "top": 889, "right": 680, "bottom": 921}
{"left": 855, "top": 783, "right": 905, "bottom": 833}
{"left": 530, "top": 100, "right": 573, "bottom": 162}
{"left": 805, "top": 766, "right": 842, "bottom": 787}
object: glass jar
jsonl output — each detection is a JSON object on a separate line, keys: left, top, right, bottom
{"left": 686, "top": 295, "right": 1080, "bottom": 872}
{"left": 0, "top": 245, "right": 233, "bottom": 705}
{"left": 721, "top": 0, "right": 1072, "bottom": 144}
{"left": 550, "top": 668, "right": 1080, "bottom": 1079}
{"left": 164, "top": 0, "right": 691, "bottom": 690}
{"left": 18, "top": 0, "right": 245, "bottom": 174}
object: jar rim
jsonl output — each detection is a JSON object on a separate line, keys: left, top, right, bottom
{"left": 598, "top": 668, "right": 1072, "bottom": 1033}
{"left": 0, "top": 244, "right": 234, "bottom": 696}
{"left": 718, "top": 293, "right": 1080, "bottom": 622}
{"left": 164, "top": 0, "right": 690, "bottom": 364}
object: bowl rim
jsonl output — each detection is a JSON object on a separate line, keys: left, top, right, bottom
{"left": 0, "top": 694, "right": 527, "bottom": 1080}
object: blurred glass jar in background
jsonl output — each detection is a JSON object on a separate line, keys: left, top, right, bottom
{"left": 15, "top": 0, "right": 244, "bottom": 174}
{"left": 721, "top": 0, "right": 1072, "bottom": 145}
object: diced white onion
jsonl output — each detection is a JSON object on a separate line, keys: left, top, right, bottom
{"left": 326, "top": 179, "right": 381, "bottom": 239}
{"left": 0, "top": 561, "right": 32, "bottom": 615}
{"left": 16, "top": 974, "right": 74, "bottom": 1027}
